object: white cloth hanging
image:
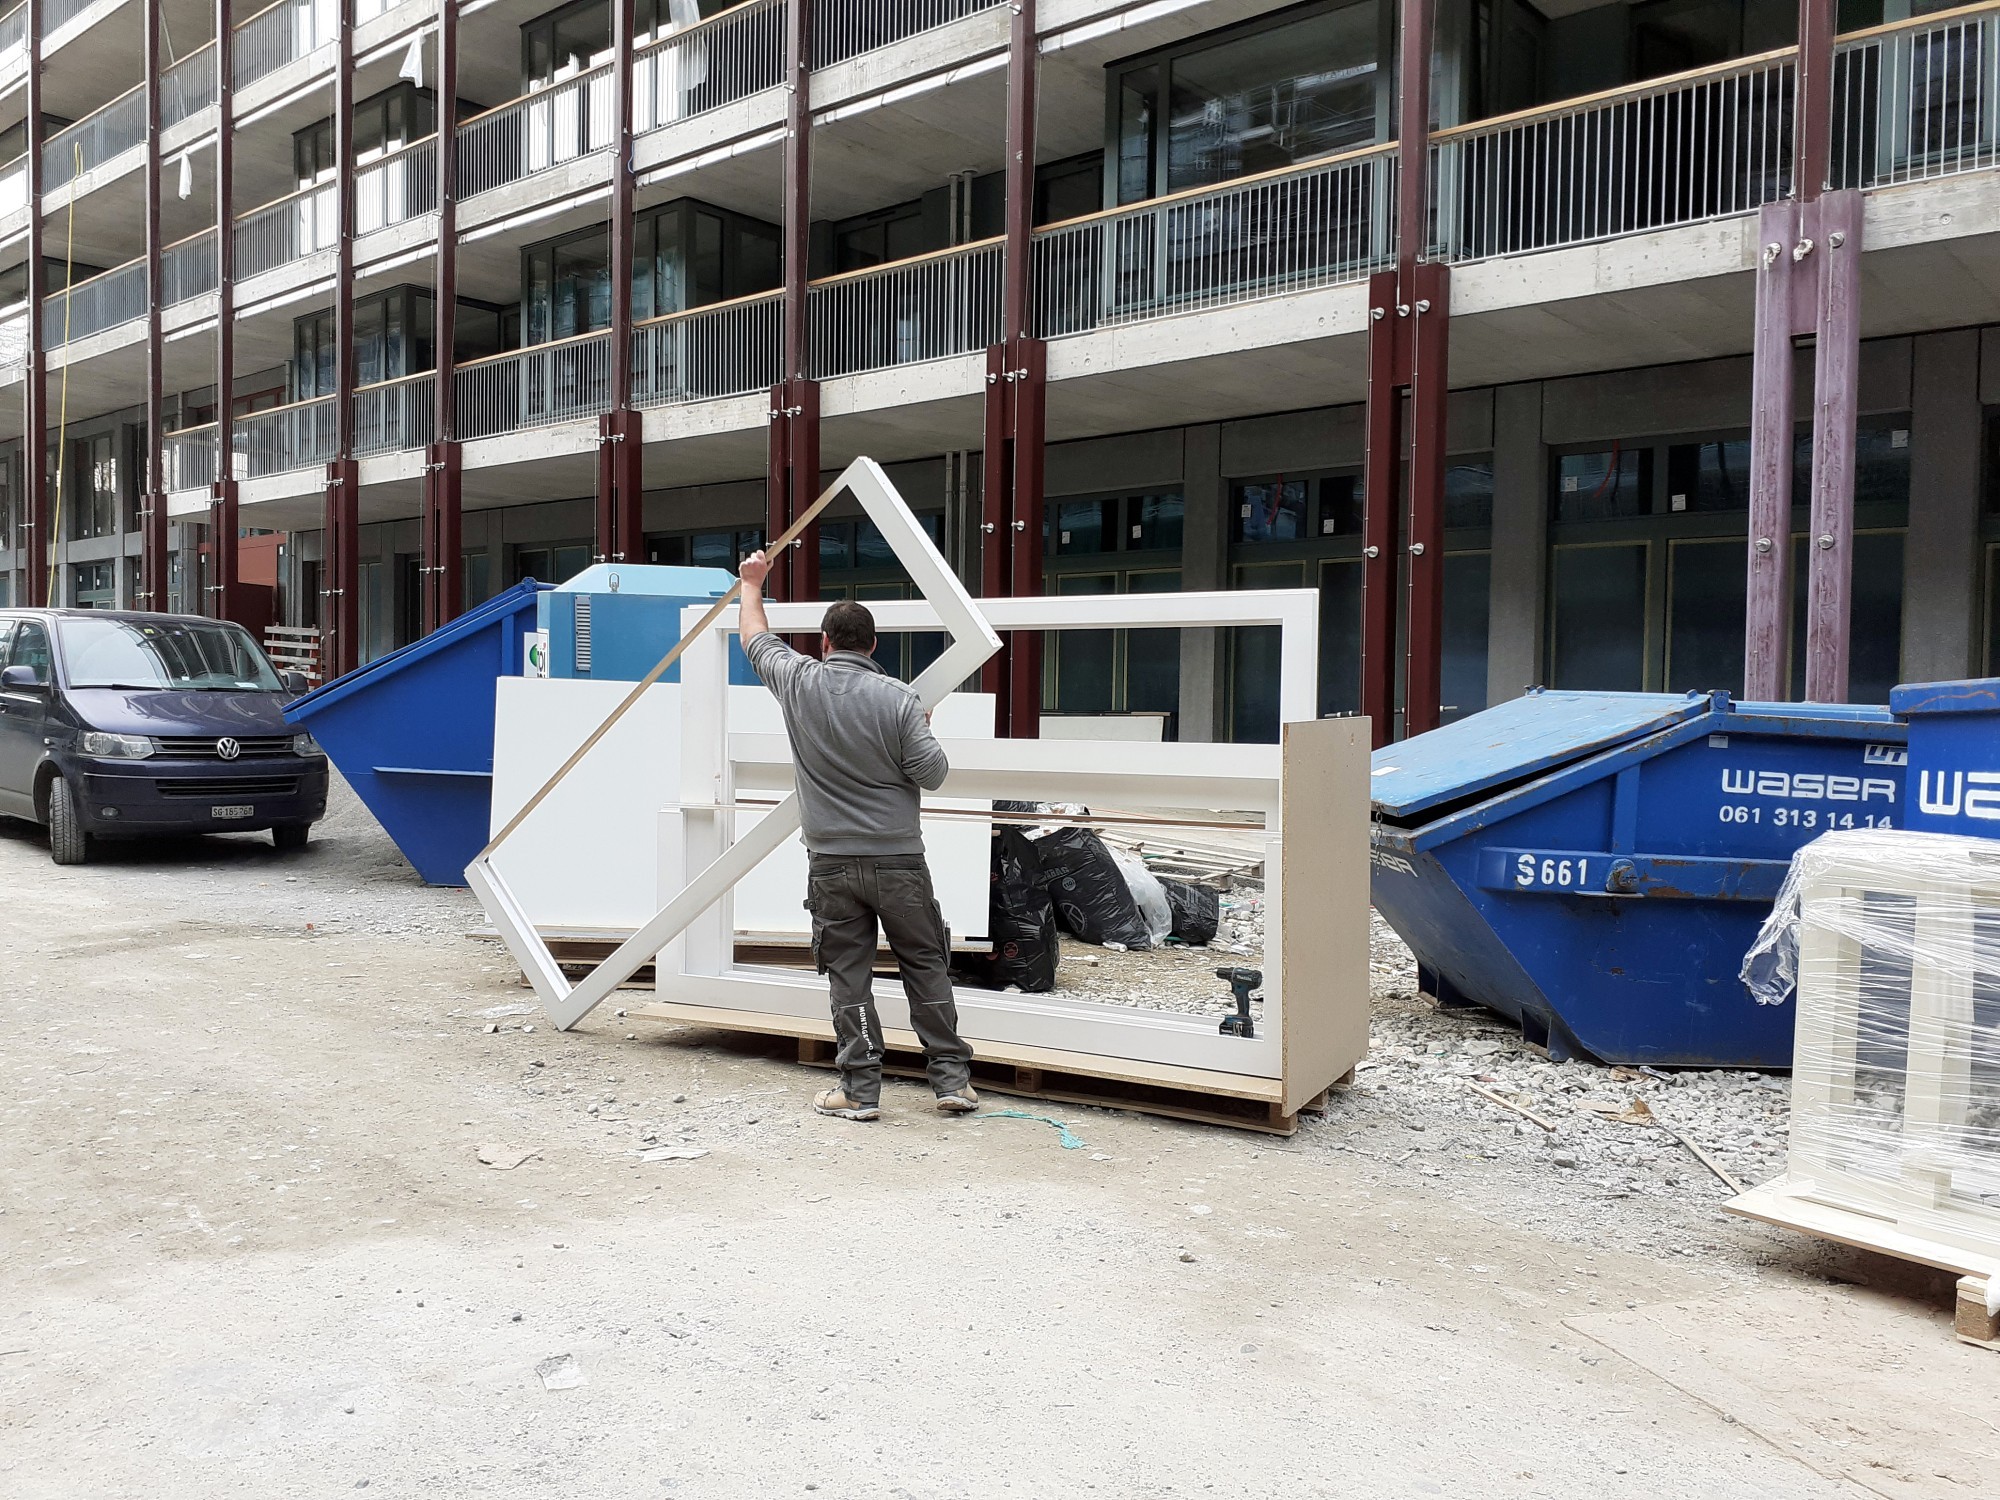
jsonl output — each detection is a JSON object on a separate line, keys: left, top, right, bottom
{"left": 177, "top": 152, "right": 193, "bottom": 200}
{"left": 399, "top": 36, "right": 423, "bottom": 90}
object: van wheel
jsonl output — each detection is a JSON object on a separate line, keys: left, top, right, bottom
{"left": 48, "top": 776, "right": 91, "bottom": 866}
{"left": 272, "top": 823, "right": 311, "bottom": 853}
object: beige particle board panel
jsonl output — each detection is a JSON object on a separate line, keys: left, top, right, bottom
{"left": 1727, "top": 1177, "right": 2000, "bottom": 1283}
{"left": 1280, "top": 716, "right": 1373, "bottom": 1114}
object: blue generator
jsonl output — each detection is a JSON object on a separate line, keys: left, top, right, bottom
{"left": 541, "top": 564, "right": 758, "bottom": 684}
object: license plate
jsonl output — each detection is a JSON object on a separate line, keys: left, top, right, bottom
{"left": 212, "top": 804, "right": 255, "bottom": 820}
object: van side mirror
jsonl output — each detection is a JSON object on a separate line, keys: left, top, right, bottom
{"left": 0, "top": 664, "right": 44, "bottom": 690}
{"left": 280, "top": 670, "right": 310, "bottom": 696}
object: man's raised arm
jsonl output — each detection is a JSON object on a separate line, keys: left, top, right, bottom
{"left": 738, "top": 550, "right": 773, "bottom": 640}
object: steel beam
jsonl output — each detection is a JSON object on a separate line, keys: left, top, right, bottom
{"left": 23, "top": 0, "right": 48, "bottom": 607}
{"left": 1804, "top": 191, "right": 1862, "bottom": 703}
{"left": 1361, "top": 272, "right": 1400, "bottom": 747}
{"left": 210, "top": 0, "right": 243, "bottom": 623}
{"left": 1796, "top": 0, "right": 1835, "bottom": 201}
{"left": 1744, "top": 200, "right": 1798, "bottom": 701}
{"left": 142, "top": 0, "right": 168, "bottom": 612}
{"left": 593, "top": 0, "right": 644, "bottom": 572}
{"left": 766, "top": 0, "right": 818, "bottom": 606}
{"left": 322, "top": 0, "right": 360, "bottom": 676}
{"left": 1402, "top": 262, "right": 1450, "bottom": 737}
{"left": 423, "top": 0, "right": 463, "bottom": 632}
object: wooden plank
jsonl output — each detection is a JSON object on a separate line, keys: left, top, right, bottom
{"left": 1279, "top": 717, "right": 1373, "bottom": 1114}
{"left": 1726, "top": 1178, "right": 2000, "bottom": 1282}
{"left": 623, "top": 999, "right": 1285, "bottom": 1104}
{"left": 1956, "top": 1277, "right": 2000, "bottom": 1350}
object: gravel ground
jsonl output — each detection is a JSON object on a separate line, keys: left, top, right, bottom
{"left": 131, "top": 777, "right": 1810, "bottom": 1279}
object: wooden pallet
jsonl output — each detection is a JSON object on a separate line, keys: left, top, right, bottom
{"left": 624, "top": 998, "right": 1341, "bottom": 1136}
{"left": 1728, "top": 1177, "right": 2000, "bottom": 1352}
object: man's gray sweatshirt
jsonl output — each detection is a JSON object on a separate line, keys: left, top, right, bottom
{"left": 745, "top": 632, "right": 949, "bottom": 856}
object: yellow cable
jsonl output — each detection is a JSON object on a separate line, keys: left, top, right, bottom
{"left": 45, "top": 141, "right": 80, "bottom": 606}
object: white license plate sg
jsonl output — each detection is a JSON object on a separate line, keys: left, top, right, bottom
{"left": 212, "top": 804, "right": 255, "bottom": 820}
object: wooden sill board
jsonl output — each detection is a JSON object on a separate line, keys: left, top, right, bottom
{"left": 1726, "top": 1177, "right": 2000, "bottom": 1281}
{"left": 623, "top": 999, "right": 1285, "bottom": 1104}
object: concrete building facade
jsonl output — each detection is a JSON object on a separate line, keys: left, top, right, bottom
{"left": 1, "top": 0, "right": 1996, "bottom": 741}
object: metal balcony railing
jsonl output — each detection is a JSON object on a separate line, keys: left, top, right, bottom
{"left": 0, "top": 308, "right": 25, "bottom": 367}
{"left": 234, "top": 0, "right": 337, "bottom": 91}
{"left": 236, "top": 395, "right": 337, "bottom": 478}
{"left": 458, "top": 66, "right": 614, "bottom": 200}
{"left": 162, "top": 43, "right": 219, "bottom": 130}
{"left": 43, "top": 259, "right": 147, "bottom": 347}
{"left": 0, "top": 155, "right": 25, "bottom": 217}
{"left": 636, "top": 0, "right": 785, "bottom": 132}
{"left": 44, "top": 81, "right": 147, "bottom": 192}
{"left": 632, "top": 291, "right": 782, "bottom": 405}
{"left": 455, "top": 331, "right": 612, "bottom": 441}
{"left": 808, "top": 239, "right": 1003, "bottom": 377}
{"left": 162, "top": 228, "right": 220, "bottom": 305}
{"left": 0, "top": 3, "right": 24, "bottom": 60}
{"left": 811, "top": 0, "right": 1006, "bottom": 69}
{"left": 1032, "top": 146, "right": 1397, "bottom": 337}
{"left": 1833, "top": 3, "right": 2000, "bottom": 189}
{"left": 1430, "top": 49, "right": 1796, "bottom": 265}
{"left": 354, "top": 372, "right": 436, "bottom": 456}
{"left": 43, "top": 0, "right": 96, "bottom": 33}
{"left": 356, "top": 136, "right": 439, "bottom": 235}
{"left": 235, "top": 181, "right": 337, "bottom": 280}
{"left": 164, "top": 424, "right": 218, "bottom": 492}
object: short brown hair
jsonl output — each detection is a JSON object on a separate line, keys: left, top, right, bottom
{"left": 822, "top": 599, "right": 877, "bottom": 653}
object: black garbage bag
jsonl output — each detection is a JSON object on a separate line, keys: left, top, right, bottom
{"left": 1162, "top": 879, "right": 1220, "bottom": 946}
{"left": 1034, "top": 826, "right": 1153, "bottom": 950}
{"left": 983, "top": 827, "right": 1059, "bottom": 992}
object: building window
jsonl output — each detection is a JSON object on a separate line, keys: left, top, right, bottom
{"left": 1109, "top": 0, "right": 1387, "bottom": 207}
{"left": 72, "top": 559, "right": 116, "bottom": 609}
{"left": 294, "top": 83, "right": 438, "bottom": 188}
{"left": 514, "top": 543, "right": 594, "bottom": 587}
{"left": 1555, "top": 445, "right": 1650, "bottom": 522}
{"left": 69, "top": 432, "right": 117, "bottom": 540}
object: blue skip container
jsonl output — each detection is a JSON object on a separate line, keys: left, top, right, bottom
{"left": 285, "top": 579, "right": 550, "bottom": 886}
{"left": 1369, "top": 689, "right": 1908, "bottom": 1066}
{"left": 1891, "top": 676, "right": 2000, "bottom": 836}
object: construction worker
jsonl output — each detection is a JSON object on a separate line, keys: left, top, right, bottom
{"left": 736, "top": 550, "right": 978, "bottom": 1121}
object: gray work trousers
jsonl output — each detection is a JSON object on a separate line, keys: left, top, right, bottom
{"left": 805, "top": 852, "right": 973, "bottom": 1107}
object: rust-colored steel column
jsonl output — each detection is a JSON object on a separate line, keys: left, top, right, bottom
{"left": 141, "top": 0, "right": 169, "bottom": 610}
{"left": 423, "top": 0, "right": 463, "bottom": 631}
{"left": 210, "top": 0, "right": 243, "bottom": 622}
{"left": 766, "top": 0, "right": 818, "bottom": 606}
{"left": 1804, "top": 191, "right": 1862, "bottom": 703}
{"left": 1402, "top": 262, "right": 1450, "bottom": 738}
{"left": 1360, "top": 271, "right": 1401, "bottom": 748}
{"left": 976, "top": 0, "right": 1043, "bottom": 735}
{"left": 594, "top": 0, "right": 644, "bottom": 570}
{"left": 1359, "top": 0, "right": 1450, "bottom": 744}
{"left": 1795, "top": 0, "right": 1835, "bottom": 202}
{"left": 23, "top": 0, "right": 49, "bottom": 606}
{"left": 1743, "top": 200, "right": 1798, "bottom": 701}
{"left": 322, "top": 0, "right": 361, "bottom": 675}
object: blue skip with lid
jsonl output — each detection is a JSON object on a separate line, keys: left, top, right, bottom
{"left": 1368, "top": 688, "right": 1908, "bottom": 1067}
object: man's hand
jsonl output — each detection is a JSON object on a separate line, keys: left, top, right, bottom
{"left": 739, "top": 550, "right": 771, "bottom": 592}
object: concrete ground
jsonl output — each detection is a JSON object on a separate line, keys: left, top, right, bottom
{"left": 3, "top": 787, "right": 1995, "bottom": 1499}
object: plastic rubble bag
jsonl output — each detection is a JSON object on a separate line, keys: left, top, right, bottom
{"left": 1109, "top": 844, "right": 1173, "bottom": 948}
{"left": 1161, "top": 878, "right": 1220, "bottom": 946}
{"left": 981, "top": 827, "right": 1059, "bottom": 992}
{"left": 1034, "top": 827, "right": 1153, "bottom": 950}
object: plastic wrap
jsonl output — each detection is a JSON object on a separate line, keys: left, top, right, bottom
{"left": 1108, "top": 845, "right": 1173, "bottom": 947}
{"left": 1749, "top": 829, "right": 2000, "bottom": 1262}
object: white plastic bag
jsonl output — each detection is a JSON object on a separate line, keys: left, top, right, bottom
{"left": 1108, "top": 845, "right": 1173, "bottom": 948}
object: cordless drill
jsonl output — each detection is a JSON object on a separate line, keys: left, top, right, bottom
{"left": 1215, "top": 966, "right": 1262, "bottom": 1038}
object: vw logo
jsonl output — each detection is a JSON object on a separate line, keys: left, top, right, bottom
{"left": 216, "top": 737, "right": 242, "bottom": 761}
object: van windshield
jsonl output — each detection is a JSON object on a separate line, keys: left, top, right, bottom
{"left": 59, "top": 617, "right": 284, "bottom": 692}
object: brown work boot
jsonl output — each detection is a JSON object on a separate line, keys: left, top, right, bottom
{"left": 813, "top": 1087, "right": 880, "bottom": 1121}
{"left": 935, "top": 1087, "right": 980, "bottom": 1115}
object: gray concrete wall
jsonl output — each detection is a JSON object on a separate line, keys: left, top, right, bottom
{"left": 1902, "top": 329, "right": 1985, "bottom": 681}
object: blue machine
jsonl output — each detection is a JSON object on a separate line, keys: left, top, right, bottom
{"left": 542, "top": 564, "right": 757, "bottom": 684}
{"left": 1891, "top": 676, "right": 2000, "bottom": 837}
{"left": 1369, "top": 689, "right": 1908, "bottom": 1067}
{"left": 286, "top": 579, "right": 550, "bottom": 887}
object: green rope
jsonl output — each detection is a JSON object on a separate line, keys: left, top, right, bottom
{"left": 982, "top": 1109, "right": 1087, "bottom": 1150}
